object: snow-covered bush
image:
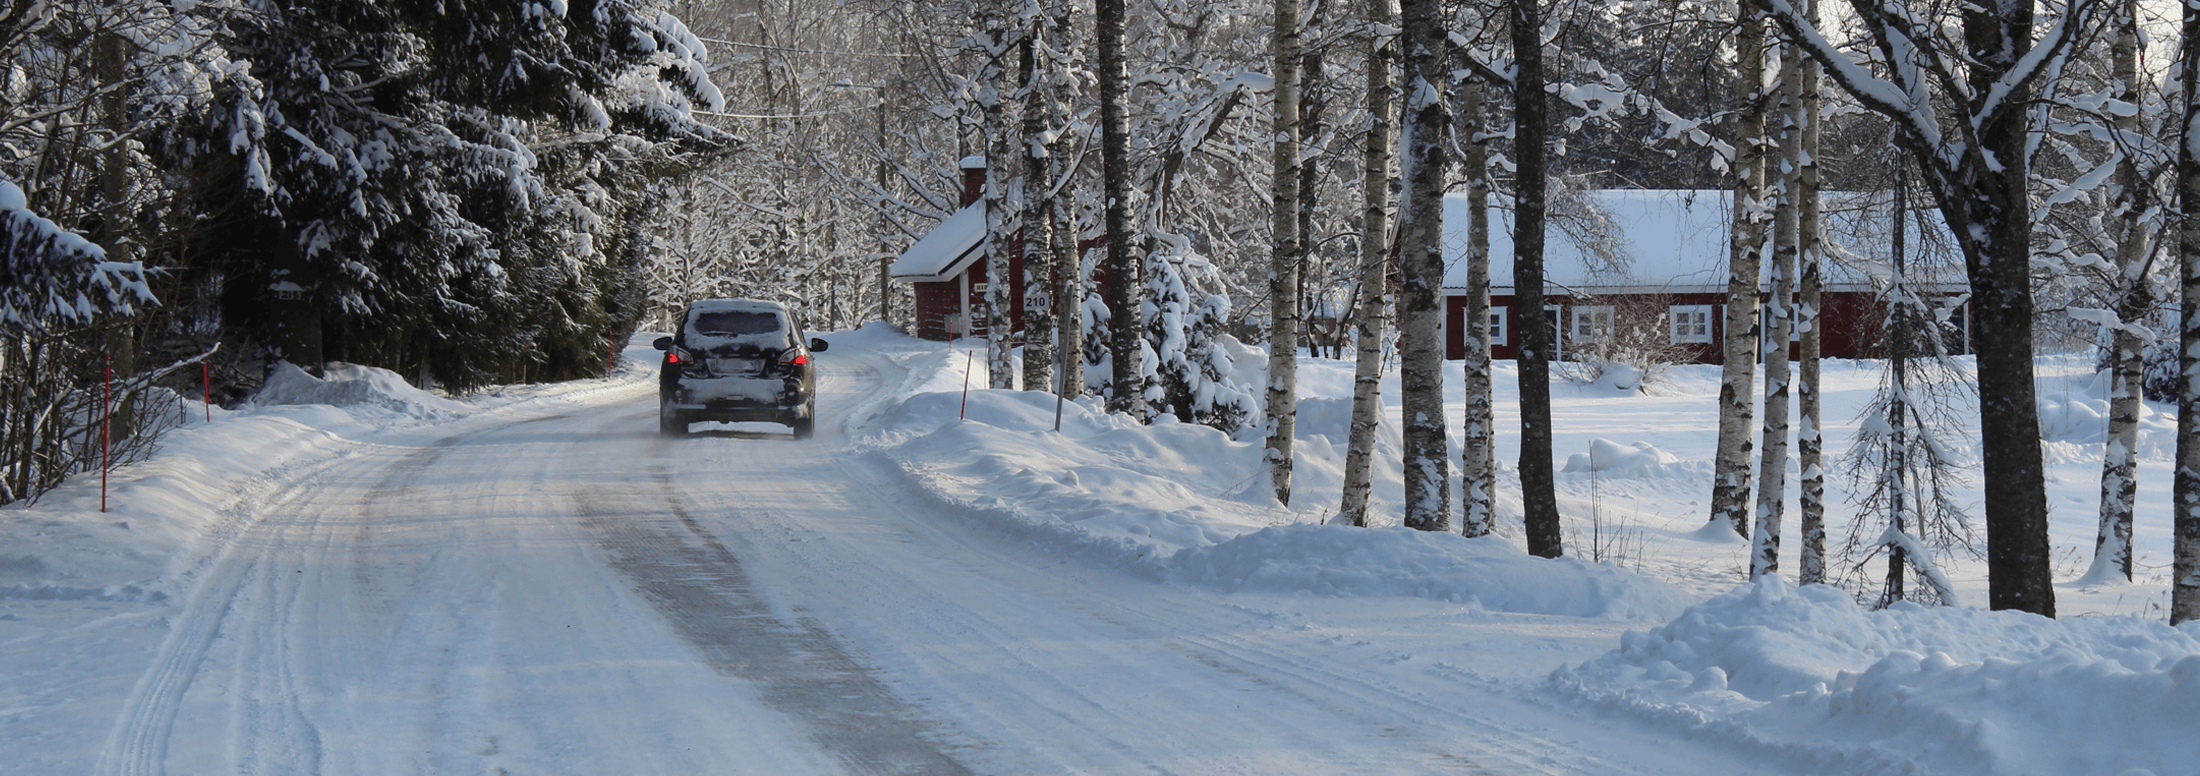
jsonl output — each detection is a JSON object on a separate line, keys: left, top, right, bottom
{"left": 1141, "top": 230, "right": 1258, "bottom": 433}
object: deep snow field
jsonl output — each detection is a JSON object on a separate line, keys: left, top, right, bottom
{"left": 3, "top": 323, "right": 2195, "bottom": 775}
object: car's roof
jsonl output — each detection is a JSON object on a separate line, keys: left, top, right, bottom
{"left": 686, "top": 298, "right": 787, "bottom": 316}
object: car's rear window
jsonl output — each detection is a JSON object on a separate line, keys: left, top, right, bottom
{"left": 690, "top": 310, "right": 781, "bottom": 336}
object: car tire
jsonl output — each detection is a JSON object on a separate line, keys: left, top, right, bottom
{"left": 789, "top": 414, "right": 815, "bottom": 440}
{"left": 659, "top": 407, "right": 687, "bottom": 437}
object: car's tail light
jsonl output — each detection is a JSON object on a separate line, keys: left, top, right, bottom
{"left": 666, "top": 351, "right": 682, "bottom": 364}
{"left": 781, "top": 352, "right": 810, "bottom": 367}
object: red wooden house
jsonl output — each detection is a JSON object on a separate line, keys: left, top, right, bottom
{"left": 889, "top": 157, "right": 1018, "bottom": 341}
{"left": 1441, "top": 190, "right": 1968, "bottom": 363}
{"left": 887, "top": 157, "right": 1111, "bottom": 343}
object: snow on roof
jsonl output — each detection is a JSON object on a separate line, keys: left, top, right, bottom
{"left": 889, "top": 202, "right": 987, "bottom": 282}
{"left": 1442, "top": 190, "right": 1961, "bottom": 296}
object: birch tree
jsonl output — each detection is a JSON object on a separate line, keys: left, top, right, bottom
{"left": 1711, "top": 0, "right": 1770, "bottom": 540}
{"left": 1458, "top": 71, "right": 1500, "bottom": 539}
{"left": 1265, "top": 0, "right": 1305, "bottom": 504}
{"left": 1752, "top": 41, "right": 1806, "bottom": 578}
{"left": 1020, "top": 23, "right": 1056, "bottom": 394}
{"left": 1398, "top": 0, "right": 1451, "bottom": 531}
{"left": 2088, "top": 0, "right": 2149, "bottom": 582}
{"left": 1767, "top": 0, "right": 2092, "bottom": 615}
{"left": 1796, "top": 14, "right": 1828, "bottom": 583}
{"left": 1098, "top": 0, "right": 1143, "bottom": 417}
{"left": 1338, "top": 0, "right": 1398, "bottom": 528}
{"left": 981, "top": 10, "right": 1020, "bottom": 390}
{"left": 2173, "top": 0, "right": 2200, "bottom": 626}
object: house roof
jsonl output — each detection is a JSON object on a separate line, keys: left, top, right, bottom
{"left": 1441, "top": 189, "right": 1964, "bottom": 297}
{"left": 889, "top": 202, "right": 987, "bottom": 283}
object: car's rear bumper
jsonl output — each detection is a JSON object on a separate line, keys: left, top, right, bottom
{"left": 663, "top": 376, "right": 812, "bottom": 422}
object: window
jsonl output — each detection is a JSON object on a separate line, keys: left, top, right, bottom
{"left": 1489, "top": 307, "right": 1508, "bottom": 346}
{"left": 1670, "top": 304, "right": 1714, "bottom": 344}
{"left": 1571, "top": 305, "right": 1615, "bottom": 343}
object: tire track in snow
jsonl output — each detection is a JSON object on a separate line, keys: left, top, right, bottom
{"left": 94, "top": 435, "right": 460, "bottom": 776}
{"left": 575, "top": 467, "right": 975, "bottom": 776}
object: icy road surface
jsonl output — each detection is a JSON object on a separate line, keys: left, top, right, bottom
{"left": 85, "top": 344, "right": 1764, "bottom": 776}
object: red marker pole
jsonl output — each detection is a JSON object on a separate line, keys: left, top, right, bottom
{"left": 959, "top": 349, "right": 974, "bottom": 421}
{"left": 101, "top": 355, "right": 112, "bottom": 513}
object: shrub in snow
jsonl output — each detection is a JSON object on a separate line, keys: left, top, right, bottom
{"left": 1140, "top": 230, "right": 1258, "bottom": 433}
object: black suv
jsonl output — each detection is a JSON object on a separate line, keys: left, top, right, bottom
{"left": 653, "top": 299, "right": 828, "bottom": 438}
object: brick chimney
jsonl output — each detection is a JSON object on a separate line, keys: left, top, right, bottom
{"left": 960, "top": 155, "right": 986, "bottom": 207}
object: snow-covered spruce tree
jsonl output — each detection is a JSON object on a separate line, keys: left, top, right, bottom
{"left": 1143, "top": 230, "right": 1258, "bottom": 433}
{"left": 190, "top": 0, "right": 725, "bottom": 390}
{"left": 1337, "top": 0, "right": 1398, "bottom": 529}
{"left": 1768, "top": 0, "right": 2092, "bottom": 616}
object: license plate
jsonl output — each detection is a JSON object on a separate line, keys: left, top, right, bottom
{"left": 708, "top": 357, "right": 765, "bottom": 376}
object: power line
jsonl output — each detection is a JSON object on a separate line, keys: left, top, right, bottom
{"left": 698, "top": 37, "right": 917, "bottom": 59}
{"left": 696, "top": 101, "right": 884, "bottom": 121}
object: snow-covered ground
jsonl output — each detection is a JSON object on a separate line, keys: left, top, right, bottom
{"left": 1, "top": 325, "right": 2192, "bottom": 775}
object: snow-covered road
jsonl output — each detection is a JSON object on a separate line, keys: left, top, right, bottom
{"left": 72, "top": 341, "right": 1770, "bottom": 775}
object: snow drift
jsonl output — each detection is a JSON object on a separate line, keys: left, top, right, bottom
{"left": 1555, "top": 576, "right": 2200, "bottom": 776}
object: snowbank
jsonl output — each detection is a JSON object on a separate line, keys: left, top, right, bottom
{"left": 865, "top": 362, "right": 1686, "bottom": 618}
{"left": 252, "top": 361, "right": 469, "bottom": 420}
{"left": 1559, "top": 439, "right": 1687, "bottom": 479}
{"left": 1554, "top": 576, "right": 2200, "bottom": 775}
{"left": 1169, "top": 525, "right": 1689, "bottom": 620}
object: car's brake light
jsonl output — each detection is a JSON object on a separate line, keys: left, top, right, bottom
{"left": 782, "top": 352, "right": 810, "bottom": 367}
{"left": 666, "top": 351, "right": 681, "bottom": 364}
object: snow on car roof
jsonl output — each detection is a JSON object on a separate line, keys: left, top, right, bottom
{"left": 888, "top": 202, "right": 987, "bottom": 282}
{"left": 1441, "top": 189, "right": 1963, "bottom": 296}
{"left": 686, "top": 298, "right": 787, "bottom": 315}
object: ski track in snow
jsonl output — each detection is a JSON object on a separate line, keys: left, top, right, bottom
{"left": 84, "top": 340, "right": 1767, "bottom": 775}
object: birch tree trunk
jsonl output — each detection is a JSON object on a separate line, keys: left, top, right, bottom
{"left": 1048, "top": 0, "right": 1082, "bottom": 400}
{"left": 1512, "top": 0, "right": 1560, "bottom": 555}
{"left": 1711, "top": 0, "right": 1769, "bottom": 539}
{"left": 1459, "top": 73, "right": 1499, "bottom": 539}
{"left": 2093, "top": 0, "right": 2146, "bottom": 582}
{"left": 2171, "top": 0, "right": 2200, "bottom": 626}
{"left": 1020, "top": 32, "right": 1056, "bottom": 394}
{"left": 983, "top": 19, "right": 1019, "bottom": 390}
{"left": 1752, "top": 43, "right": 1803, "bottom": 579}
{"left": 1795, "top": 17, "right": 1827, "bottom": 584}
{"left": 1265, "top": 0, "right": 1304, "bottom": 505}
{"left": 1098, "top": 0, "right": 1142, "bottom": 417}
{"left": 1338, "top": 0, "right": 1398, "bottom": 528}
{"left": 1396, "top": 0, "right": 1451, "bottom": 531}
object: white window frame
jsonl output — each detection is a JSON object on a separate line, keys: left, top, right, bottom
{"left": 1488, "top": 306, "right": 1509, "bottom": 347}
{"left": 1670, "top": 304, "right": 1715, "bottom": 344}
{"left": 1571, "top": 305, "right": 1615, "bottom": 344}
